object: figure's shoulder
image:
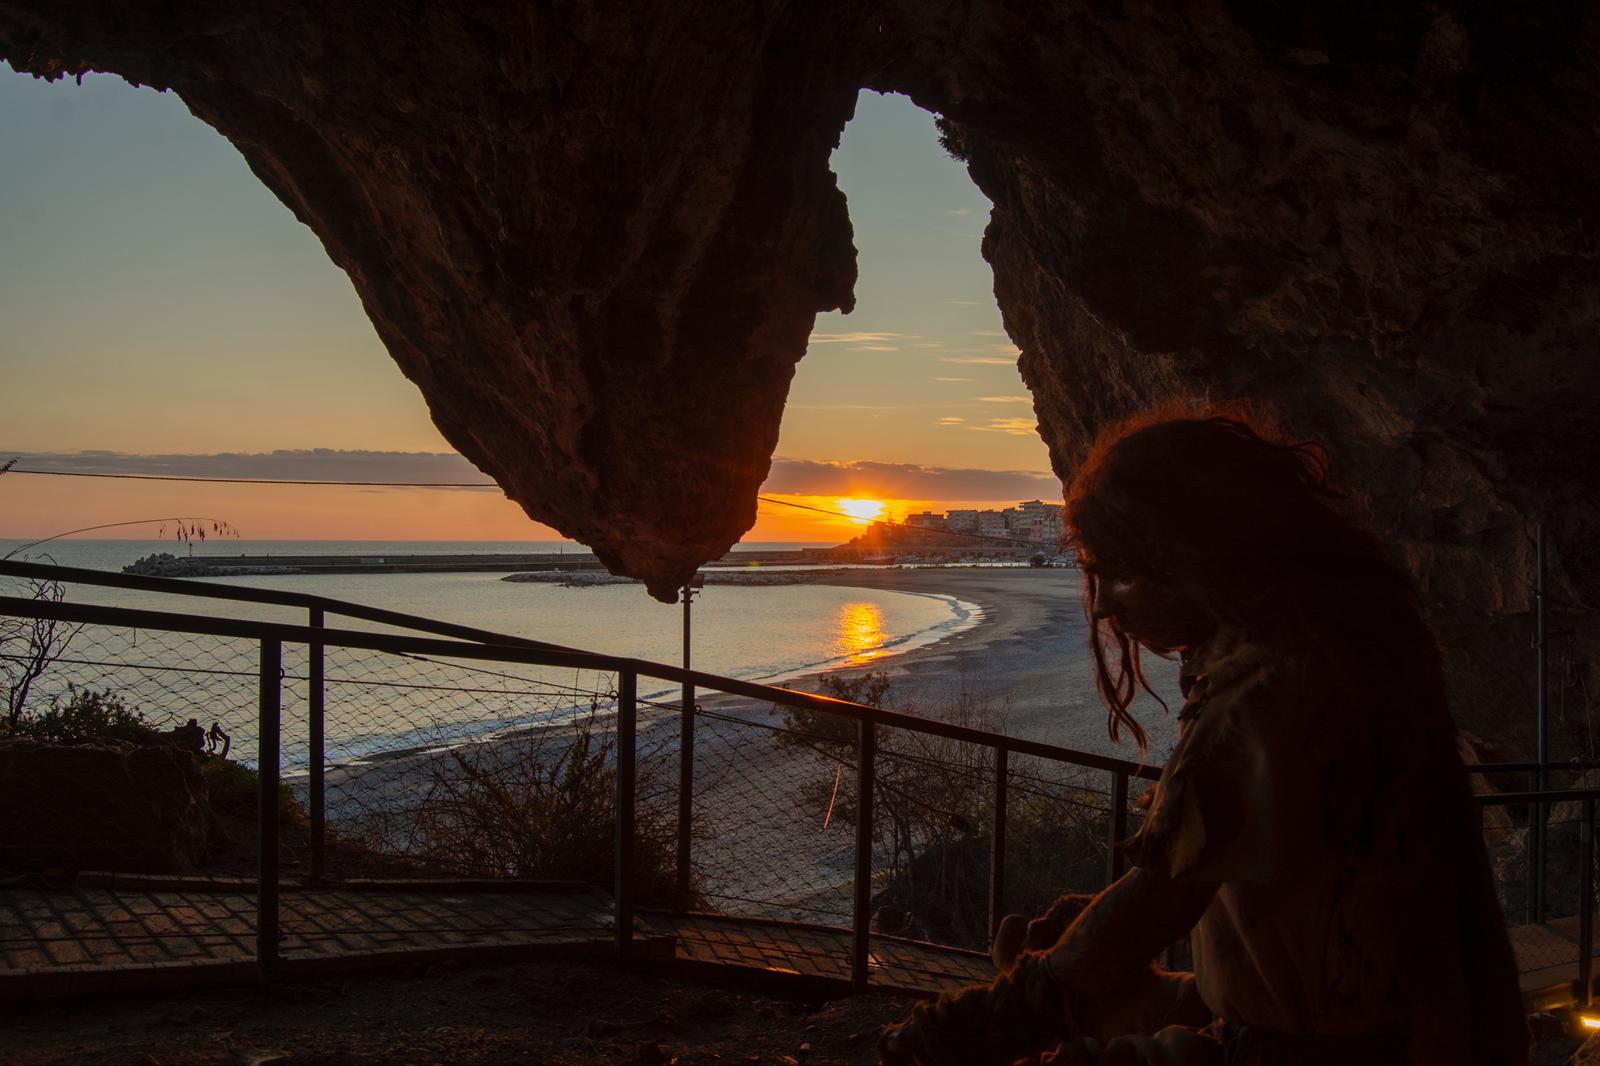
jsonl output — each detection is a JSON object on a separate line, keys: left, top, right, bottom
{"left": 1183, "top": 628, "right": 1301, "bottom": 711}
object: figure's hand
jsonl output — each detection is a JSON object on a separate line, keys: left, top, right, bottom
{"left": 879, "top": 954, "right": 1075, "bottom": 1066}
{"left": 878, "top": 1001, "right": 955, "bottom": 1066}
{"left": 992, "top": 894, "right": 1096, "bottom": 973}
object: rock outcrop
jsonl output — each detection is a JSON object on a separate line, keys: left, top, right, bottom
{"left": 0, "top": 738, "right": 212, "bottom": 872}
{"left": 2, "top": 2, "right": 1595, "bottom": 742}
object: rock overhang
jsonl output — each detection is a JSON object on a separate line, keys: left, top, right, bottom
{"left": 2, "top": 1, "right": 1596, "bottom": 738}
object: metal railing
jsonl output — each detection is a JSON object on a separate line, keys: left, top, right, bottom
{"left": 4, "top": 559, "right": 1597, "bottom": 1005}
{"left": 0, "top": 560, "right": 1159, "bottom": 990}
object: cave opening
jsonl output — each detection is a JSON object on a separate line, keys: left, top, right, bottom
{"left": 766, "top": 90, "right": 1057, "bottom": 539}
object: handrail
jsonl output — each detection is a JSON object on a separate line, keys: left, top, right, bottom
{"left": 0, "top": 590, "right": 1163, "bottom": 779}
{"left": 0, "top": 558, "right": 581, "bottom": 655}
{"left": 1479, "top": 788, "right": 1600, "bottom": 806}
{"left": 8, "top": 565, "right": 1600, "bottom": 996}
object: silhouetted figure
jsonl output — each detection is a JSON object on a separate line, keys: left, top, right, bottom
{"left": 881, "top": 408, "right": 1527, "bottom": 1066}
{"left": 206, "top": 721, "right": 231, "bottom": 759}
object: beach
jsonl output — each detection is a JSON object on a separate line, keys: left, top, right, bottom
{"left": 698, "top": 566, "right": 1180, "bottom": 760}
{"left": 617, "top": 566, "right": 1180, "bottom": 921}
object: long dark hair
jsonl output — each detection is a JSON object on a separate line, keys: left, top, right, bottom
{"left": 1065, "top": 403, "right": 1434, "bottom": 751}
{"left": 1068, "top": 403, "right": 1528, "bottom": 1063}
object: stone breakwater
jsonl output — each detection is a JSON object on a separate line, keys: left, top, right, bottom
{"left": 501, "top": 568, "right": 864, "bottom": 589}
{"left": 124, "top": 553, "right": 297, "bottom": 578}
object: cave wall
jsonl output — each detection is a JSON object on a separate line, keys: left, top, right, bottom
{"left": 3, "top": 1, "right": 1596, "bottom": 747}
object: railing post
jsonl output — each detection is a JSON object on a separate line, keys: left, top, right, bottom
{"left": 1533, "top": 522, "right": 1548, "bottom": 924}
{"left": 257, "top": 638, "right": 282, "bottom": 981}
{"left": 677, "top": 586, "right": 695, "bottom": 904}
{"left": 989, "top": 747, "right": 1009, "bottom": 945}
{"left": 1107, "top": 771, "right": 1129, "bottom": 885}
{"left": 1581, "top": 796, "right": 1595, "bottom": 1007}
{"left": 852, "top": 719, "right": 877, "bottom": 994}
{"left": 615, "top": 670, "right": 637, "bottom": 965}
{"left": 308, "top": 607, "right": 326, "bottom": 883}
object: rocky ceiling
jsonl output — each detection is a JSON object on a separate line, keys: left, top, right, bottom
{"left": 3, "top": 2, "right": 1596, "bottom": 743}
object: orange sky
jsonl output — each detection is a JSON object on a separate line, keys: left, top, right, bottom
{"left": 0, "top": 477, "right": 1050, "bottom": 545}
{"left": 1, "top": 78, "right": 1061, "bottom": 547}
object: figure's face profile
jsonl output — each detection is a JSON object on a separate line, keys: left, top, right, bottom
{"left": 1084, "top": 556, "right": 1210, "bottom": 656}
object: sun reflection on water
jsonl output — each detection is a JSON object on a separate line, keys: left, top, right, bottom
{"left": 834, "top": 601, "right": 888, "bottom": 663}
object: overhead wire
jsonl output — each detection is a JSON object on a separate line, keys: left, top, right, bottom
{"left": 4, "top": 464, "right": 1063, "bottom": 549}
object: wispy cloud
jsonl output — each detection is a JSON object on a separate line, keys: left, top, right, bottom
{"left": 939, "top": 356, "right": 1015, "bottom": 366}
{"left": 787, "top": 403, "right": 908, "bottom": 412}
{"left": 906, "top": 341, "right": 944, "bottom": 350}
{"left": 969, "top": 417, "right": 1038, "bottom": 436}
{"left": 808, "top": 330, "right": 902, "bottom": 345}
{"left": 763, "top": 458, "right": 1056, "bottom": 499}
{"left": 849, "top": 344, "right": 899, "bottom": 352}
{"left": 970, "top": 330, "right": 1008, "bottom": 338}
{"left": 977, "top": 396, "right": 1032, "bottom": 405}
{"left": 947, "top": 299, "right": 980, "bottom": 306}
{"left": 1, "top": 448, "right": 498, "bottom": 487}
{"left": 933, "top": 376, "right": 972, "bottom": 383}
{"left": 943, "top": 207, "right": 972, "bottom": 217}
{"left": 937, "top": 417, "right": 966, "bottom": 426}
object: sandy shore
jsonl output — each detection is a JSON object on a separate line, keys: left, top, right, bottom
{"left": 634, "top": 566, "right": 1179, "bottom": 920}
{"left": 712, "top": 566, "right": 1179, "bottom": 761}
{"left": 314, "top": 565, "right": 1179, "bottom": 919}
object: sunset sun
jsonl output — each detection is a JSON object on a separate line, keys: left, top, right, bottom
{"left": 836, "top": 498, "right": 886, "bottom": 525}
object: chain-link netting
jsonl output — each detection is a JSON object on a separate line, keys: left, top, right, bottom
{"left": 1, "top": 616, "right": 275, "bottom": 882}
{"left": 1483, "top": 794, "right": 1600, "bottom": 982}
{"left": 316, "top": 644, "right": 628, "bottom": 882}
{"left": 3, "top": 575, "right": 1597, "bottom": 990}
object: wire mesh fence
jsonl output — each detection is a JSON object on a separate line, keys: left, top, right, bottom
{"left": 3, "top": 563, "right": 1598, "bottom": 997}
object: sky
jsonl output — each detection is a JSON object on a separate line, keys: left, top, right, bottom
{"left": 0, "top": 69, "right": 1058, "bottom": 543}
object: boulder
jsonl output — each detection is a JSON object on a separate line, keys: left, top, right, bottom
{"left": 0, "top": 738, "right": 211, "bottom": 873}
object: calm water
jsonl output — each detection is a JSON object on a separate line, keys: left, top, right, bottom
{"left": 2, "top": 540, "right": 981, "bottom": 765}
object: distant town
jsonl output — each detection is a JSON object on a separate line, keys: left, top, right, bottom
{"left": 807, "top": 500, "right": 1072, "bottom": 564}
{"left": 901, "top": 499, "right": 1066, "bottom": 543}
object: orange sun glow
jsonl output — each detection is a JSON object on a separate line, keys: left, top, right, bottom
{"left": 836, "top": 498, "right": 886, "bottom": 525}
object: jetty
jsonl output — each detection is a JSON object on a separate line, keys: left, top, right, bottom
{"left": 124, "top": 549, "right": 818, "bottom": 577}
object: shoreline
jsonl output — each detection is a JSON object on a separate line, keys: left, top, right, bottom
{"left": 309, "top": 566, "right": 1177, "bottom": 919}
{"left": 693, "top": 566, "right": 1177, "bottom": 761}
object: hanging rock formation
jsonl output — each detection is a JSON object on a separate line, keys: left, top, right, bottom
{"left": 3, "top": 2, "right": 1596, "bottom": 742}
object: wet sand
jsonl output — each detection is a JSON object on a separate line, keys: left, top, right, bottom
{"left": 735, "top": 566, "right": 1179, "bottom": 761}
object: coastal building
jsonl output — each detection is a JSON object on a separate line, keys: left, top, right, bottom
{"left": 1014, "top": 500, "right": 1066, "bottom": 543}
{"left": 906, "top": 512, "right": 946, "bottom": 530}
{"left": 976, "top": 511, "right": 1010, "bottom": 537}
{"left": 945, "top": 510, "right": 979, "bottom": 533}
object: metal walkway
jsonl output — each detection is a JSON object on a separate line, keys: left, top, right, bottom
{"left": 0, "top": 879, "right": 989, "bottom": 1002}
{"left": 0, "top": 879, "right": 1587, "bottom": 1009}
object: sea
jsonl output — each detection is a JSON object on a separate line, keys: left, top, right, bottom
{"left": 1, "top": 539, "right": 985, "bottom": 767}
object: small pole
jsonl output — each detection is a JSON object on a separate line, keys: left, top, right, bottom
{"left": 677, "top": 580, "right": 699, "bottom": 904}
{"left": 615, "top": 670, "right": 638, "bottom": 965}
{"left": 852, "top": 720, "right": 877, "bottom": 993}
{"left": 989, "top": 747, "right": 1009, "bottom": 945}
{"left": 1534, "top": 523, "right": 1549, "bottom": 923}
{"left": 1107, "top": 771, "right": 1129, "bottom": 886}
{"left": 308, "top": 607, "right": 326, "bottom": 883}
{"left": 1580, "top": 796, "right": 1595, "bottom": 1007}
{"left": 257, "top": 638, "right": 282, "bottom": 981}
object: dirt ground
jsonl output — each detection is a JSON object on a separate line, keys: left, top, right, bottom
{"left": 3, "top": 956, "right": 1597, "bottom": 1065}
{"left": 0, "top": 958, "right": 915, "bottom": 1065}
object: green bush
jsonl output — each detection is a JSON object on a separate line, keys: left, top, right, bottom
{"left": 781, "top": 672, "right": 1113, "bottom": 948}
{"left": 372, "top": 710, "right": 700, "bottom": 907}
{"left": 201, "top": 758, "right": 307, "bottom": 828}
{"left": 9, "top": 686, "right": 156, "bottom": 744}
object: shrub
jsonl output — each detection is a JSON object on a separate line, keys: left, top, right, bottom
{"left": 9, "top": 686, "right": 156, "bottom": 744}
{"left": 201, "top": 757, "right": 307, "bottom": 829}
{"left": 781, "top": 671, "right": 1113, "bottom": 948}
{"left": 370, "top": 710, "right": 700, "bottom": 907}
